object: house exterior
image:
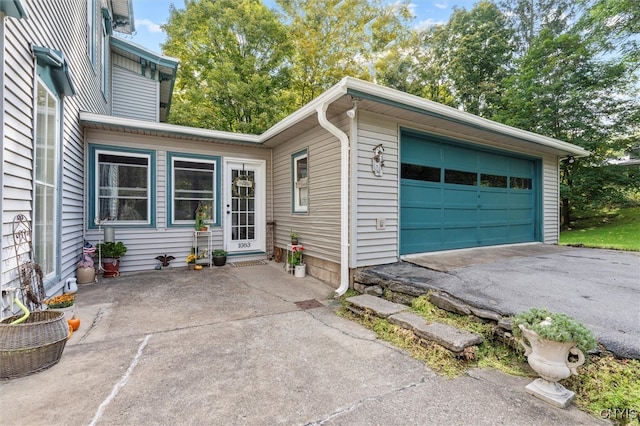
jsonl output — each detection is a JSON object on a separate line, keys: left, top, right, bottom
{"left": 1, "top": 0, "right": 589, "bottom": 315}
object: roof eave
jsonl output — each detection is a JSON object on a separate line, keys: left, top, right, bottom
{"left": 80, "top": 112, "right": 262, "bottom": 145}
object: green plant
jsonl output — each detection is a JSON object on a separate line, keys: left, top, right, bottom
{"left": 44, "top": 293, "right": 75, "bottom": 308}
{"left": 512, "top": 308, "right": 597, "bottom": 354}
{"left": 186, "top": 253, "right": 197, "bottom": 264}
{"left": 287, "top": 245, "right": 304, "bottom": 266}
{"left": 97, "top": 241, "right": 127, "bottom": 259}
{"left": 212, "top": 249, "right": 227, "bottom": 256}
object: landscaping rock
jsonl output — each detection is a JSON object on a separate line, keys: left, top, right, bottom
{"left": 470, "top": 306, "right": 503, "bottom": 322}
{"left": 429, "top": 292, "right": 471, "bottom": 315}
{"left": 353, "top": 283, "right": 383, "bottom": 296}
{"left": 412, "top": 321, "right": 484, "bottom": 353}
{"left": 346, "top": 294, "right": 408, "bottom": 318}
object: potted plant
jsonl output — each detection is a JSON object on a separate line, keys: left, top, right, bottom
{"left": 212, "top": 249, "right": 227, "bottom": 267}
{"left": 290, "top": 231, "right": 299, "bottom": 245}
{"left": 186, "top": 253, "right": 197, "bottom": 270}
{"left": 43, "top": 293, "right": 76, "bottom": 322}
{"left": 97, "top": 241, "right": 127, "bottom": 278}
{"left": 512, "top": 307, "right": 597, "bottom": 408}
{"left": 287, "top": 245, "right": 305, "bottom": 277}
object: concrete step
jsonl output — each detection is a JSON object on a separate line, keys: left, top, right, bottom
{"left": 346, "top": 295, "right": 483, "bottom": 355}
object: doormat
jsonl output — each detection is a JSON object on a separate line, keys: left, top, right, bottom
{"left": 228, "top": 260, "right": 267, "bottom": 267}
{"left": 294, "top": 299, "right": 324, "bottom": 310}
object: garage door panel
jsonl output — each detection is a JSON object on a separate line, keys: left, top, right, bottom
{"left": 400, "top": 131, "right": 538, "bottom": 255}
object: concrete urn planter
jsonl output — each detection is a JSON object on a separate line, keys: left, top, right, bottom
{"left": 518, "top": 324, "right": 585, "bottom": 408}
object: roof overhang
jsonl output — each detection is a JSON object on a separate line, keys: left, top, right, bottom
{"left": 110, "top": 37, "right": 179, "bottom": 122}
{"left": 0, "top": 0, "right": 27, "bottom": 19}
{"left": 80, "top": 112, "right": 263, "bottom": 147}
{"left": 32, "top": 45, "right": 76, "bottom": 96}
{"left": 261, "top": 77, "right": 590, "bottom": 158}
{"left": 109, "top": 0, "right": 134, "bottom": 34}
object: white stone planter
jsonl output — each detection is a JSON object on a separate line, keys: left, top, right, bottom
{"left": 518, "top": 325, "right": 585, "bottom": 408}
{"left": 294, "top": 264, "right": 306, "bottom": 278}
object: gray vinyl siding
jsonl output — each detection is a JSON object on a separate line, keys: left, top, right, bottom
{"left": 1, "top": 0, "right": 109, "bottom": 294}
{"left": 83, "top": 129, "right": 271, "bottom": 274}
{"left": 353, "top": 111, "right": 562, "bottom": 267}
{"left": 354, "top": 112, "right": 399, "bottom": 267}
{"left": 272, "top": 117, "right": 344, "bottom": 264}
{"left": 112, "top": 65, "right": 158, "bottom": 122}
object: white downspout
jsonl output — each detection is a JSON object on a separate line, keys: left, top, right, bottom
{"left": 316, "top": 103, "right": 350, "bottom": 296}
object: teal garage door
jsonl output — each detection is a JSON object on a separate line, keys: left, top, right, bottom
{"left": 400, "top": 131, "right": 538, "bottom": 254}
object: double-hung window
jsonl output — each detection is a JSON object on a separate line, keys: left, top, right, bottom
{"left": 168, "top": 154, "right": 219, "bottom": 226}
{"left": 34, "top": 81, "right": 59, "bottom": 278}
{"left": 90, "top": 146, "right": 154, "bottom": 226}
{"left": 292, "top": 150, "right": 308, "bottom": 213}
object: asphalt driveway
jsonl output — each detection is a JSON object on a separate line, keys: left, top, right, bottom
{"left": 399, "top": 244, "right": 640, "bottom": 359}
{"left": 0, "top": 262, "right": 606, "bottom": 425}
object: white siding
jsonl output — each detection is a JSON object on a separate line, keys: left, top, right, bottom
{"left": 112, "top": 65, "right": 158, "bottom": 122}
{"left": 83, "top": 130, "right": 271, "bottom": 274}
{"left": 542, "top": 156, "right": 560, "bottom": 244}
{"left": 272, "top": 117, "right": 344, "bottom": 263}
{"left": 354, "top": 112, "right": 399, "bottom": 267}
{"left": 2, "top": 0, "right": 111, "bottom": 302}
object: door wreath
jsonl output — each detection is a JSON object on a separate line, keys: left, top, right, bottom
{"left": 232, "top": 174, "right": 255, "bottom": 199}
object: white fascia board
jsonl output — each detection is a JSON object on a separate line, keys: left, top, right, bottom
{"left": 79, "top": 112, "right": 261, "bottom": 144}
{"left": 342, "top": 77, "right": 590, "bottom": 157}
{"left": 259, "top": 78, "right": 350, "bottom": 142}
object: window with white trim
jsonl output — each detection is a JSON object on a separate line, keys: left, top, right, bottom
{"left": 95, "top": 150, "right": 152, "bottom": 224}
{"left": 86, "top": 0, "right": 95, "bottom": 65}
{"left": 34, "top": 80, "right": 59, "bottom": 278}
{"left": 292, "top": 150, "right": 308, "bottom": 213}
{"left": 170, "top": 156, "right": 217, "bottom": 225}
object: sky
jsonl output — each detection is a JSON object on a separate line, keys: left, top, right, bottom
{"left": 126, "top": 0, "right": 478, "bottom": 53}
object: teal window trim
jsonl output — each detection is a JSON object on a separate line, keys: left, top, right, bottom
{"left": 88, "top": 144, "right": 156, "bottom": 229}
{"left": 0, "top": 0, "right": 27, "bottom": 19}
{"left": 166, "top": 152, "right": 221, "bottom": 228}
{"left": 33, "top": 46, "right": 76, "bottom": 96}
{"left": 291, "top": 149, "right": 308, "bottom": 214}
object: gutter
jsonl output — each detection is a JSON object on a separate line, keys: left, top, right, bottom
{"left": 316, "top": 102, "right": 350, "bottom": 297}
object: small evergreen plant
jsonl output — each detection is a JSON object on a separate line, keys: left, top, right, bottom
{"left": 512, "top": 308, "right": 597, "bottom": 354}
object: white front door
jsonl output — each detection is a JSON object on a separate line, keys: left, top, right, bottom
{"left": 224, "top": 159, "right": 266, "bottom": 254}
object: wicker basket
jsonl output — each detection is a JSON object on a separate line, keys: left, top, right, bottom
{"left": 0, "top": 310, "right": 69, "bottom": 379}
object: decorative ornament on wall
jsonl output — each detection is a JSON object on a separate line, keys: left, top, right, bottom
{"left": 372, "top": 143, "right": 385, "bottom": 177}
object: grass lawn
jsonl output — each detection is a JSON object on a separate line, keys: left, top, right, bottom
{"left": 560, "top": 206, "right": 640, "bottom": 251}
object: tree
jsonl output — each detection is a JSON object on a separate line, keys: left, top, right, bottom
{"left": 434, "top": 2, "right": 514, "bottom": 116}
{"left": 498, "top": 27, "right": 638, "bottom": 224}
{"left": 276, "top": 0, "right": 412, "bottom": 107}
{"left": 162, "top": 0, "right": 293, "bottom": 133}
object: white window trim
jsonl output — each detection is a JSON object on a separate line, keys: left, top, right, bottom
{"left": 292, "top": 150, "right": 308, "bottom": 213}
{"left": 34, "top": 79, "right": 60, "bottom": 279}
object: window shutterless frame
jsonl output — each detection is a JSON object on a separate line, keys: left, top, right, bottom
{"left": 291, "top": 149, "right": 308, "bottom": 213}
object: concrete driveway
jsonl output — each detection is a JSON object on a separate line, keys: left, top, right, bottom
{"left": 0, "top": 262, "right": 605, "bottom": 425}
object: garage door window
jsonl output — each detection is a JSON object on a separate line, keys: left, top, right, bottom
{"left": 401, "top": 164, "right": 441, "bottom": 182}
{"left": 480, "top": 174, "right": 507, "bottom": 188}
{"left": 445, "top": 169, "right": 477, "bottom": 186}
{"left": 511, "top": 177, "right": 532, "bottom": 190}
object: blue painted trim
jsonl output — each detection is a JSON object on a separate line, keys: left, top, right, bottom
{"left": 33, "top": 46, "right": 76, "bottom": 96}
{"left": 88, "top": 144, "right": 156, "bottom": 229}
{"left": 166, "top": 152, "right": 221, "bottom": 228}
{"left": 0, "top": 0, "right": 27, "bottom": 18}
{"left": 291, "top": 149, "right": 308, "bottom": 214}
{"left": 227, "top": 251, "right": 265, "bottom": 257}
{"left": 110, "top": 37, "right": 179, "bottom": 69}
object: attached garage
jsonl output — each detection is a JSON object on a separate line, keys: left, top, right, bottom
{"left": 400, "top": 130, "right": 540, "bottom": 254}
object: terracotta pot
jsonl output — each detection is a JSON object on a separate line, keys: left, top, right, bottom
{"left": 188, "top": 263, "right": 196, "bottom": 270}
{"left": 102, "top": 259, "right": 120, "bottom": 278}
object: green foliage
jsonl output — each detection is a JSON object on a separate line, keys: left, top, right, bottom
{"left": 512, "top": 308, "right": 597, "bottom": 354}
{"left": 97, "top": 241, "right": 127, "bottom": 259}
{"left": 277, "top": 0, "right": 413, "bottom": 107}
{"left": 162, "top": 0, "right": 293, "bottom": 133}
{"left": 560, "top": 206, "right": 640, "bottom": 251}
{"left": 212, "top": 249, "right": 227, "bottom": 256}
